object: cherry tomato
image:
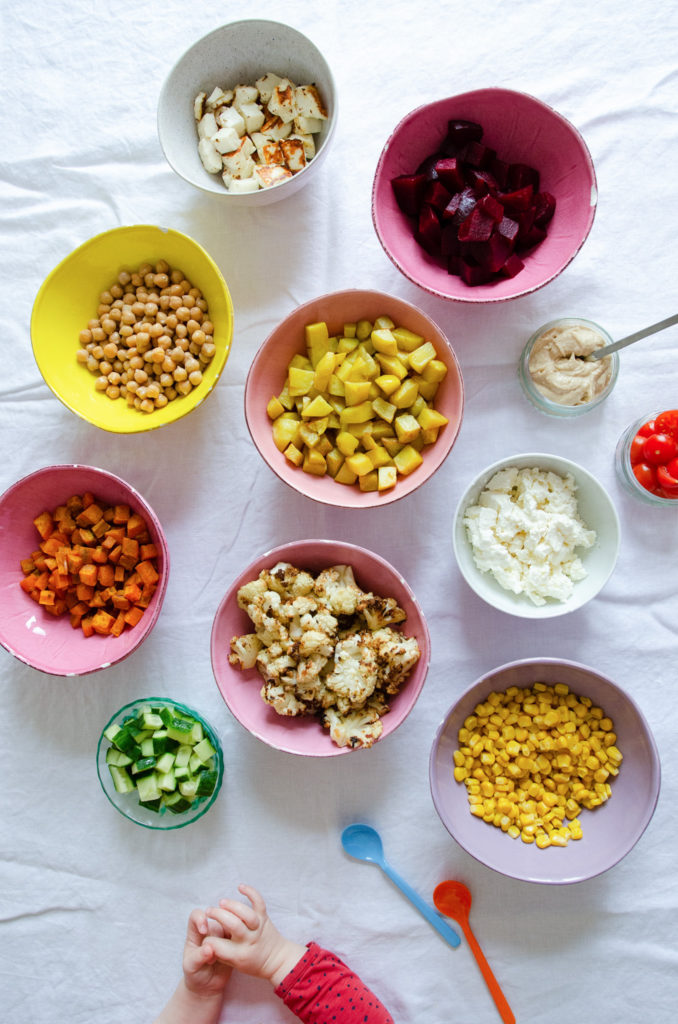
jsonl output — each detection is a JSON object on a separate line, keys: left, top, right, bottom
{"left": 632, "top": 462, "right": 658, "bottom": 492}
{"left": 667, "top": 457, "right": 678, "bottom": 478}
{"left": 657, "top": 464, "right": 678, "bottom": 491}
{"left": 642, "top": 432, "right": 678, "bottom": 465}
{"left": 637, "top": 419, "right": 657, "bottom": 438}
{"left": 654, "top": 409, "right": 678, "bottom": 441}
{"left": 630, "top": 433, "right": 647, "bottom": 465}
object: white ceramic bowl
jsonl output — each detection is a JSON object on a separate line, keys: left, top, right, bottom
{"left": 158, "top": 20, "right": 337, "bottom": 205}
{"left": 453, "top": 453, "right": 620, "bottom": 618}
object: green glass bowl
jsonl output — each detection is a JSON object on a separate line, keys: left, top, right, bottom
{"left": 96, "top": 697, "right": 224, "bottom": 829}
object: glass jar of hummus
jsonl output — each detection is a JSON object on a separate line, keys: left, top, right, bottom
{"left": 519, "top": 317, "right": 619, "bottom": 417}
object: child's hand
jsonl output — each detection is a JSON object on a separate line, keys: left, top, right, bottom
{"left": 182, "top": 907, "right": 233, "bottom": 998}
{"left": 203, "top": 884, "right": 306, "bottom": 988}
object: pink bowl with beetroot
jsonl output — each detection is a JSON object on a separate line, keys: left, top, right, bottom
{"left": 373, "top": 88, "right": 597, "bottom": 303}
{"left": 210, "top": 539, "right": 431, "bottom": 757}
{"left": 0, "top": 465, "right": 169, "bottom": 676}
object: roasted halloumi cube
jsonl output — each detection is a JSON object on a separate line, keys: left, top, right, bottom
{"left": 255, "top": 72, "right": 283, "bottom": 103}
{"left": 197, "top": 112, "right": 218, "bottom": 139}
{"left": 260, "top": 115, "right": 293, "bottom": 141}
{"left": 238, "top": 100, "right": 265, "bottom": 134}
{"left": 198, "top": 137, "right": 223, "bottom": 174}
{"left": 253, "top": 164, "right": 293, "bottom": 188}
{"left": 213, "top": 126, "right": 241, "bottom": 154}
{"left": 280, "top": 137, "right": 306, "bottom": 173}
{"left": 216, "top": 105, "right": 245, "bottom": 136}
{"left": 228, "top": 176, "right": 260, "bottom": 193}
{"left": 294, "top": 84, "right": 327, "bottom": 121}
{"left": 268, "top": 79, "right": 296, "bottom": 123}
{"left": 206, "top": 87, "right": 233, "bottom": 109}
{"left": 222, "top": 135, "right": 256, "bottom": 179}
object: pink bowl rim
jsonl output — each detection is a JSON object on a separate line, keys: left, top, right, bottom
{"left": 0, "top": 463, "right": 170, "bottom": 676}
{"left": 243, "top": 287, "right": 465, "bottom": 508}
{"left": 372, "top": 87, "right": 598, "bottom": 304}
{"left": 210, "top": 538, "right": 432, "bottom": 756}
{"left": 429, "top": 656, "right": 661, "bottom": 884}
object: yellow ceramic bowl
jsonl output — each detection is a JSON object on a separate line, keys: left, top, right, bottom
{"left": 31, "top": 225, "right": 234, "bottom": 433}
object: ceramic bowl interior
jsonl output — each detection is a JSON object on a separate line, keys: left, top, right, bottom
{"left": 453, "top": 453, "right": 620, "bottom": 618}
{"left": 0, "top": 465, "right": 169, "bottom": 675}
{"left": 158, "top": 19, "right": 337, "bottom": 205}
{"left": 31, "top": 224, "right": 233, "bottom": 433}
{"left": 210, "top": 539, "right": 431, "bottom": 756}
{"left": 96, "top": 697, "right": 223, "bottom": 829}
{"left": 244, "top": 288, "right": 464, "bottom": 508}
{"left": 372, "top": 88, "right": 597, "bottom": 303}
{"left": 430, "top": 658, "right": 661, "bottom": 884}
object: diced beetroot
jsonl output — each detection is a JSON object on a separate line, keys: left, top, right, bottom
{"left": 391, "top": 174, "right": 428, "bottom": 217}
{"left": 434, "top": 157, "right": 465, "bottom": 192}
{"left": 416, "top": 205, "right": 442, "bottom": 255}
{"left": 451, "top": 187, "right": 477, "bottom": 228}
{"left": 441, "top": 193, "right": 463, "bottom": 221}
{"left": 459, "top": 257, "right": 496, "bottom": 286}
{"left": 441, "top": 223, "right": 462, "bottom": 256}
{"left": 518, "top": 224, "right": 547, "bottom": 249}
{"left": 443, "top": 119, "right": 483, "bottom": 153}
{"left": 497, "top": 215, "right": 519, "bottom": 244}
{"left": 416, "top": 151, "right": 446, "bottom": 180}
{"left": 533, "top": 191, "right": 556, "bottom": 227}
{"left": 476, "top": 194, "right": 505, "bottom": 223}
{"left": 466, "top": 167, "right": 499, "bottom": 197}
{"left": 424, "top": 180, "right": 452, "bottom": 212}
{"left": 457, "top": 206, "right": 494, "bottom": 243}
{"left": 516, "top": 206, "right": 536, "bottom": 243}
{"left": 469, "top": 233, "right": 513, "bottom": 273}
{"left": 460, "top": 141, "right": 497, "bottom": 170}
{"left": 447, "top": 252, "right": 463, "bottom": 276}
{"left": 507, "top": 162, "right": 540, "bottom": 191}
{"left": 499, "top": 253, "right": 525, "bottom": 278}
{"left": 498, "top": 185, "right": 534, "bottom": 212}
{"left": 489, "top": 155, "right": 510, "bottom": 189}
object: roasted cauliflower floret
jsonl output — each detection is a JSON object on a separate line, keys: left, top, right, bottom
{"left": 322, "top": 706, "right": 383, "bottom": 749}
{"left": 255, "top": 647, "right": 296, "bottom": 683}
{"left": 371, "top": 628, "right": 421, "bottom": 693}
{"left": 236, "top": 577, "right": 267, "bottom": 610}
{"left": 228, "top": 633, "right": 263, "bottom": 670}
{"left": 313, "top": 565, "right": 364, "bottom": 616}
{"left": 324, "top": 633, "right": 378, "bottom": 712}
{"left": 260, "top": 681, "right": 309, "bottom": 716}
{"left": 297, "top": 628, "right": 335, "bottom": 658}
{"left": 357, "top": 593, "right": 407, "bottom": 630}
{"left": 262, "top": 561, "right": 315, "bottom": 598}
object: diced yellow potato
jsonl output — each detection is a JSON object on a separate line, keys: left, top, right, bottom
{"left": 299, "top": 422, "right": 321, "bottom": 448}
{"left": 327, "top": 412, "right": 341, "bottom": 430}
{"left": 347, "top": 421, "right": 374, "bottom": 438}
{"left": 301, "top": 395, "right": 333, "bottom": 418}
{"left": 376, "top": 353, "right": 408, "bottom": 380}
{"left": 371, "top": 328, "right": 398, "bottom": 355}
{"left": 367, "top": 445, "right": 392, "bottom": 469}
{"left": 393, "top": 445, "right": 423, "bottom": 476}
{"left": 421, "top": 427, "right": 439, "bottom": 445}
{"left": 374, "top": 315, "right": 395, "bottom": 330}
{"left": 408, "top": 341, "right": 437, "bottom": 374}
{"left": 337, "top": 336, "right": 359, "bottom": 353}
{"left": 326, "top": 448, "right": 344, "bottom": 477}
{"left": 356, "top": 319, "right": 373, "bottom": 340}
{"left": 359, "top": 471, "right": 379, "bottom": 492}
{"left": 371, "top": 421, "right": 396, "bottom": 441}
{"left": 340, "top": 401, "right": 373, "bottom": 425}
{"left": 343, "top": 323, "right": 357, "bottom": 338}
{"left": 272, "top": 416, "right": 302, "bottom": 452}
{"left": 289, "top": 354, "right": 311, "bottom": 371}
{"left": 394, "top": 413, "right": 421, "bottom": 444}
{"left": 302, "top": 448, "right": 327, "bottom": 476}
{"left": 345, "top": 452, "right": 374, "bottom": 477}
{"left": 315, "top": 435, "right": 333, "bottom": 457}
{"left": 327, "top": 374, "right": 345, "bottom": 397}
{"left": 345, "top": 380, "right": 372, "bottom": 406}
{"left": 410, "top": 434, "right": 425, "bottom": 451}
{"left": 352, "top": 349, "right": 378, "bottom": 379}
{"left": 267, "top": 395, "right": 285, "bottom": 419}
{"left": 313, "top": 351, "right": 336, "bottom": 391}
{"left": 288, "top": 366, "right": 316, "bottom": 396}
{"left": 284, "top": 443, "right": 304, "bottom": 467}
{"left": 421, "top": 359, "right": 448, "bottom": 383}
{"left": 372, "top": 397, "right": 396, "bottom": 423}
{"left": 334, "top": 463, "right": 358, "bottom": 486}
{"left": 410, "top": 374, "right": 439, "bottom": 401}
{"left": 277, "top": 383, "right": 295, "bottom": 410}
{"left": 336, "top": 431, "right": 359, "bottom": 456}
{"left": 410, "top": 395, "right": 427, "bottom": 418}
{"left": 375, "top": 373, "right": 401, "bottom": 396}
{"left": 335, "top": 358, "right": 356, "bottom": 382}
{"left": 418, "top": 406, "right": 449, "bottom": 430}
{"left": 392, "top": 327, "right": 424, "bottom": 352}
{"left": 382, "top": 436, "right": 404, "bottom": 457}
{"left": 305, "top": 321, "right": 329, "bottom": 346}
{"left": 391, "top": 378, "right": 419, "bottom": 408}
{"left": 361, "top": 433, "right": 378, "bottom": 452}
{"left": 378, "top": 466, "right": 398, "bottom": 491}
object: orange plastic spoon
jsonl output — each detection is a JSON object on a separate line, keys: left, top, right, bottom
{"left": 433, "top": 881, "right": 515, "bottom": 1024}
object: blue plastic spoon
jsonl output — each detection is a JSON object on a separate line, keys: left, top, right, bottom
{"left": 341, "top": 823, "right": 460, "bottom": 949}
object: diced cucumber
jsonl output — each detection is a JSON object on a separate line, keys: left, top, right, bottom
{"left": 140, "top": 737, "right": 155, "bottom": 757}
{"left": 131, "top": 756, "right": 157, "bottom": 776}
{"left": 189, "top": 752, "right": 203, "bottom": 773}
{"left": 179, "top": 777, "right": 199, "bottom": 799}
{"left": 157, "top": 769, "right": 176, "bottom": 792}
{"left": 108, "top": 764, "right": 134, "bottom": 794}
{"left": 174, "top": 765, "right": 191, "bottom": 782}
{"left": 151, "top": 730, "right": 176, "bottom": 755}
{"left": 105, "top": 747, "right": 132, "bottom": 767}
{"left": 175, "top": 744, "right": 193, "bottom": 768}
{"left": 155, "top": 751, "right": 176, "bottom": 774}
{"left": 136, "top": 773, "right": 161, "bottom": 803}
{"left": 137, "top": 711, "right": 164, "bottom": 731}
{"left": 195, "top": 770, "right": 218, "bottom": 797}
{"left": 164, "top": 791, "right": 193, "bottom": 814}
{"left": 139, "top": 797, "right": 162, "bottom": 813}
{"left": 103, "top": 723, "right": 122, "bottom": 744}
{"left": 109, "top": 725, "right": 140, "bottom": 757}
{"left": 193, "top": 738, "right": 216, "bottom": 764}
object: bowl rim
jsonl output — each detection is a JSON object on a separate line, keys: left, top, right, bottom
{"left": 243, "top": 287, "right": 464, "bottom": 509}
{"left": 452, "top": 452, "right": 621, "bottom": 618}
{"left": 96, "top": 696, "right": 224, "bottom": 830}
{"left": 30, "top": 223, "right": 234, "bottom": 434}
{"left": 157, "top": 18, "right": 338, "bottom": 201}
{"left": 429, "top": 656, "right": 662, "bottom": 884}
{"left": 210, "top": 537, "right": 432, "bottom": 756}
{"left": 372, "top": 87, "right": 598, "bottom": 304}
{"left": 0, "top": 463, "right": 170, "bottom": 676}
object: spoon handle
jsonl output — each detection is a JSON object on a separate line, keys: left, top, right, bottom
{"left": 460, "top": 920, "right": 515, "bottom": 1024}
{"left": 380, "top": 860, "right": 461, "bottom": 948}
{"left": 587, "top": 311, "right": 678, "bottom": 359}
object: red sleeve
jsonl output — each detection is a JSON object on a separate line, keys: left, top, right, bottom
{"left": 275, "top": 942, "right": 395, "bottom": 1024}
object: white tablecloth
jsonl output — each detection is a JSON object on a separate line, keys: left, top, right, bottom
{"left": 2, "top": 2, "right": 677, "bottom": 1022}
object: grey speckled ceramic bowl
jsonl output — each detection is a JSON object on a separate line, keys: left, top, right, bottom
{"left": 430, "top": 658, "right": 661, "bottom": 884}
{"left": 158, "top": 20, "right": 337, "bottom": 205}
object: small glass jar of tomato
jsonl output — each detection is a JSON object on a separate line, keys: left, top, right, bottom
{"left": 615, "top": 409, "right": 678, "bottom": 505}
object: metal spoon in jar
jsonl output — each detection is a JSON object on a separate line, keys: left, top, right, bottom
{"left": 586, "top": 312, "right": 678, "bottom": 360}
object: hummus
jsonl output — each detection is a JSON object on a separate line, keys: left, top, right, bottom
{"left": 528, "top": 323, "right": 613, "bottom": 406}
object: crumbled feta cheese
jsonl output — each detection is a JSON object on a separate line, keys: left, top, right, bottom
{"left": 463, "top": 466, "right": 596, "bottom": 605}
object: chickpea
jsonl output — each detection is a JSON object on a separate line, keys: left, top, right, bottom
{"left": 191, "top": 329, "right": 206, "bottom": 347}
{"left": 154, "top": 273, "right": 169, "bottom": 289}
{"left": 91, "top": 327, "right": 106, "bottom": 343}
{"left": 95, "top": 376, "right": 108, "bottom": 391}
{"left": 188, "top": 370, "right": 203, "bottom": 387}
{"left": 98, "top": 360, "right": 112, "bottom": 376}
{"left": 76, "top": 349, "right": 89, "bottom": 364}
{"left": 154, "top": 393, "right": 169, "bottom": 409}
{"left": 110, "top": 283, "right": 124, "bottom": 299}
{"left": 106, "top": 385, "right": 121, "bottom": 400}
{"left": 87, "top": 356, "right": 99, "bottom": 373}
{"left": 118, "top": 270, "right": 132, "bottom": 287}
{"left": 79, "top": 329, "right": 93, "bottom": 345}
{"left": 103, "top": 341, "right": 118, "bottom": 362}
